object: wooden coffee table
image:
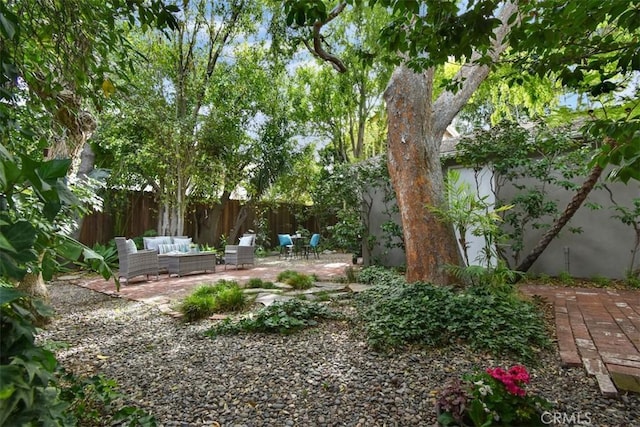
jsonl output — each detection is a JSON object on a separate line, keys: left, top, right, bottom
{"left": 165, "top": 252, "right": 216, "bottom": 277}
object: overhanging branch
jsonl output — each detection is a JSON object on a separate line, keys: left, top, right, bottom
{"left": 306, "top": 1, "right": 348, "bottom": 73}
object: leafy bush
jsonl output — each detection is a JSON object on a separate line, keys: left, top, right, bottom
{"left": 276, "top": 270, "right": 314, "bottom": 290}
{"left": 1, "top": 288, "right": 155, "bottom": 426}
{"left": 357, "top": 265, "right": 406, "bottom": 286}
{"left": 206, "top": 299, "right": 343, "bottom": 336}
{"left": 179, "top": 281, "right": 246, "bottom": 321}
{"left": 0, "top": 288, "right": 70, "bottom": 426}
{"left": 60, "top": 371, "right": 157, "bottom": 426}
{"left": 245, "top": 278, "right": 277, "bottom": 289}
{"left": 444, "top": 262, "right": 524, "bottom": 294}
{"left": 355, "top": 282, "right": 550, "bottom": 362}
{"left": 76, "top": 241, "right": 119, "bottom": 272}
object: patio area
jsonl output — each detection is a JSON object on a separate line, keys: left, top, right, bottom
{"left": 68, "top": 252, "right": 358, "bottom": 311}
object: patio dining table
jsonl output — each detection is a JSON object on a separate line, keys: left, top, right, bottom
{"left": 289, "top": 235, "right": 308, "bottom": 259}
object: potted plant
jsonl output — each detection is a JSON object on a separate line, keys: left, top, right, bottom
{"left": 436, "top": 365, "right": 551, "bottom": 426}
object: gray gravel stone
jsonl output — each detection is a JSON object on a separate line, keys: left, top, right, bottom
{"left": 38, "top": 282, "right": 640, "bottom": 427}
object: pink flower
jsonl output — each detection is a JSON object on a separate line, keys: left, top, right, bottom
{"left": 508, "top": 365, "right": 531, "bottom": 383}
{"left": 486, "top": 366, "right": 529, "bottom": 396}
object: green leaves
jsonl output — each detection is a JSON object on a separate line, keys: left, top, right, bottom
{"left": 0, "top": 220, "right": 37, "bottom": 279}
{"left": 206, "top": 299, "right": 343, "bottom": 336}
{"left": 0, "top": 5, "right": 18, "bottom": 40}
{"left": 284, "top": 0, "right": 328, "bottom": 26}
{"left": 355, "top": 277, "right": 550, "bottom": 361}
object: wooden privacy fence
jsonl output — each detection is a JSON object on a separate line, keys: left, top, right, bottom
{"left": 79, "top": 191, "right": 329, "bottom": 249}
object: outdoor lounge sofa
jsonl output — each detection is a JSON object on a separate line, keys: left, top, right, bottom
{"left": 142, "top": 235, "right": 191, "bottom": 271}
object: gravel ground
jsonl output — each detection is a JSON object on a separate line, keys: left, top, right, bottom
{"left": 39, "top": 281, "right": 640, "bottom": 427}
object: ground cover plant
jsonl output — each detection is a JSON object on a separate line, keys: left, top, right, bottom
{"left": 0, "top": 288, "right": 156, "bottom": 426}
{"left": 179, "top": 280, "right": 247, "bottom": 322}
{"left": 276, "top": 270, "right": 314, "bottom": 290}
{"left": 244, "top": 278, "right": 277, "bottom": 289}
{"left": 59, "top": 371, "right": 157, "bottom": 427}
{"left": 354, "top": 267, "right": 550, "bottom": 362}
{"left": 206, "top": 299, "right": 343, "bottom": 336}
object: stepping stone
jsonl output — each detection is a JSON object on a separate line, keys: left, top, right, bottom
{"left": 347, "top": 283, "right": 375, "bottom": 293}
{"left": 243, "top": 288, "right": 283, "bottom": 294}
{"left": 608, "top": 364, "right": 640, "bottom": 393}
{"left": 255, "top": 293, "right": 293, "bottom": 307}
{"left": 314, "top": 282, "right": 349, "bottom": 291}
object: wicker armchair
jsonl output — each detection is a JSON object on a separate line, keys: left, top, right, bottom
{"left": 224, "top": 234, "right": 256, "bottom": 270}
{"left": 115, "top": 237, "right": 159, "bottom": 282}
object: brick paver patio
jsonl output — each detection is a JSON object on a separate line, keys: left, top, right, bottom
{"left": 69, "top": 253, "right": 356, "bottom": 312}
{"left": 521, "top": 285, "right": 640, "bottom": 396}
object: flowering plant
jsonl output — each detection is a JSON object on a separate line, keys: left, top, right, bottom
{"left": 436, "top": 365, "right": 551, "bottom": 426}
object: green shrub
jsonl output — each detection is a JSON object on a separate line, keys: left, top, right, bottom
{"left": 214, "top": 285, "right": 246, "bottom": 312}
{"left": 557, "top": 271, "right": 574, "bottom": 285}
{"left": 276, "top": 270, "right": 314, "bottom": 290}
{"left": 624, "top": 270, "right": 640, "bottom": 289}
{"left": 180, "top": 293, "right": 216, "bottom": 322}
{"left": 355, "top": 282, "right": 550, "bottom": 362}
{"left": 60, "top": 371, "right": 157, "bottom": 426}
{"left": 357, "top": 265, "right": 406, "bottom": 286}
{"left": 179, "top": 281, "right": 246, "bottom": 321}
{"left": 245, "top": 278, "right": 277, "bottom": 289}
{"left": 76, "top": 241, "right": 119, "bottom": 272}
{"left": 590, "top": 275, "right": 611, "bottom": 287}
{"left": 206, "top": 299, "right": 343, "bottom": 336}
{"left": 444, "top": 262, "right": 524, "bottom": 295}
{"left": 0, "top": 288, "right": 70, "bottom": 425}
{"left": 0, "top": 288, "right": 155, "bottom": 426}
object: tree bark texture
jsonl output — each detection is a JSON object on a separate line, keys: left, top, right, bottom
{"left": 385, "top": 66, "right": 462, "bottom": 284}
{"left": 382, "top": 3, "right": 518, "bottom": 284}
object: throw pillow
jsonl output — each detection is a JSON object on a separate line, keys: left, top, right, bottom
{"left": 144, "top": 236, "right": 171, "bottom": 252}
{"left": 173, "top": 237, "right": 192, "bottom": 246}
{"left": 238, "top": 235, "right": 253, "bottom": 246}
{"left": 125, "top": 239, "right": 137, "bottom": 254}
{"left": 158, "top": 243, "right": 190, "bottom": 254}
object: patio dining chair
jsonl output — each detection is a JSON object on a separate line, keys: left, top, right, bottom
{"left": 305, "top": 233, "right": 321, "bottom": 259}
{"left": 277, "top": 234, "right": 295, "bottom": 259}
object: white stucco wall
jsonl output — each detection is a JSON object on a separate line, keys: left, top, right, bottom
{"left": 365, "top": 164, "right": 640, "bottom": 279}
{"left": 449, "top": 165, "right": 496, "bottom": 267}
{"left": 500, "top": 170, "right": 640, "bottom": 279}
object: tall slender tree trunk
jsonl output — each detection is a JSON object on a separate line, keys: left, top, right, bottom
{"left": 516, "top": 162, "right": 605, "bottom": 273}
{"left": 385, "top": 66, "right": 462, "bottom": 284}
{"left": 229, "top": 203, "right": 250, "bottom": 244}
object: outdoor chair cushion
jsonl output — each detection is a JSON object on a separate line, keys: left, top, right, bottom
{"left": 239, "top": 235, "right": 254, "bottom": 246}
{"left": 173, "top": 237, "right": 192, "bottom": 246}
{"left": 125, "top": 239, "right": 137, "bottom": 253}
{"left": 143, "top": 236, "right": 172, "bottom": 252}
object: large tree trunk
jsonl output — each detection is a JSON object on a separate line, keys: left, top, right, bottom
{"left": 71, "top": 142, "right": 96, "bottom": 241}
{"left": 385, "top": 66, "right": 462, "bottom": 284}
{"left": 20, "top": 91, "right": 96, "bottom": 300}
{"left": 382, "top": 4, "right": 517, "bottom": 284}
